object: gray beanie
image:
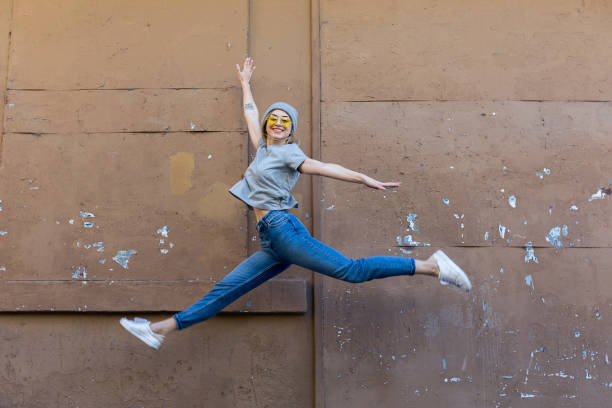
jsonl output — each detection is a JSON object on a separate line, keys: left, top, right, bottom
{"left": 261, "top": 102, "right": 298, "bottom": 136}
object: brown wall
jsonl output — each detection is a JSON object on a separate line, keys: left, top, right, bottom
{"left": 317, "top": 0, "right": 612, "bottom": 407}
{"left": 1, "top": 0, "right": 611, "bottom": 407}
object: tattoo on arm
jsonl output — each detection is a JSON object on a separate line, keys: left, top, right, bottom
{"left": 244, "top": 103, "right": 255, "bottom": 110}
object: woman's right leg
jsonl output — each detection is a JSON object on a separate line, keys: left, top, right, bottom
{"left": 152, "top": 248, "right": 290, "bottom": 334}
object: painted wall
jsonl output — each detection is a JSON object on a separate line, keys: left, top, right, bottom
{"left": 317, "top": 0, "right": 612, "bottom": 406}
{"left": 0, "top": 1, "right": 313, "bottom": 406}
{"left": 1, "top": 0, "right": 611, "bottom": 407}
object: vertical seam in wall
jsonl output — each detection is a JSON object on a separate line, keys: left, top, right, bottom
{"left": 0, "top": 0, "right": 14, "bottom": 166}
{"left": 245, "top": 0, "right": 253, "bottom": 256}
{"left": 310, "top": 0, "right": 324, "bottom": 406}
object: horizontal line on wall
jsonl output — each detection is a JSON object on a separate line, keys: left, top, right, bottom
{"left": 324, "top": 99, "right": 612, "bottom": 103}
{"left": 393, "top": 245, "right": 611, "bottom": 249}
{"left": 7, "top": 87, "right": 232, "bottom": 92}
{"left": 7, "top": 130, "right": 246, "bottom": 135}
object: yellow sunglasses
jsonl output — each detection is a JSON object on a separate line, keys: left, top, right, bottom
{"left": 267, "top": 114, "right": 292, "bottom": 128}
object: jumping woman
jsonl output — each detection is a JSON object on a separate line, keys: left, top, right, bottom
{"left": 120, "top": 57, "right": 472, "bottom": 349}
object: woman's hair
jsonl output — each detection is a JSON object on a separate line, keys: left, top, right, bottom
{"left": 261, "top": 102, "right": 299, "bottom": 144}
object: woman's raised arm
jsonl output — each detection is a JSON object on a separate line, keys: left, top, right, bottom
{"left": 236, "top": 57, "right": 262, "bottom": 149}
{"left": 299, "top": 158, "right": 401, "bottom": 190}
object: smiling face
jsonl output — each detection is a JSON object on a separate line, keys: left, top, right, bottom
{"left": 264, "top": 109, "right": 293, "bottom": 145}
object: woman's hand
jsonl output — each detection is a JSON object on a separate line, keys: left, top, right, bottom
{"left": 362, "top": 175, "right": 401, "bottom": 190}
{"left": 236, "top": 57, "right": 256, "bottom": 84}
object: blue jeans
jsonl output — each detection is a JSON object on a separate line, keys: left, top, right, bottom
{"left": 173, "top": 210, "right": 415, "bottom": 330}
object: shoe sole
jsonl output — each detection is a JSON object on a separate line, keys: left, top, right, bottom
{"left": 434, "top": 250, "right": 472, "bottom": 292}
{"left": 120, "top": 318, "right": 162, "bottom": 350}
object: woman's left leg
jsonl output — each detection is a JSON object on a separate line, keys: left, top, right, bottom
{"left": 269, "top": 214, "right": 438, "bottom": 283}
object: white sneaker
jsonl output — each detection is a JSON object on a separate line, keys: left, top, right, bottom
{"left": 120, "top": 317, "right": 164, "bottom": 350}
{"left": 433, "top": 250, "right": 472, "bottom": 292}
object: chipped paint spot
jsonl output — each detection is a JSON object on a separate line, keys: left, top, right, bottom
{"left": 326, "top": 205, "right": 335, "bottom": 210}
{"left": 112, "top": 250, "right": 137, "bottom": 269}
{"left": 484, "top": 231, "right": 489, "bottom": 240}
{"left": 570, "top": 205, "right": 578, "bottom": 212}
{"left": 71, "top": 266, "right": 87, "bottom": 279}
{"left": 524, "top": 242, "right": 539, "bottom": 263}
{"left": 157, "top": 226, "right": 169, "bottom": 238}
{"left": 442, "top": 358, "right": 446, "bottom": 370}
{"left": 546, "top": 225, "right": 568, "bottom": 248}
{"left": 406, "top": 213, "right": 419, "bottom": 231}
{"left": 574, "top": 331, "right": 581, "bottom": 338}
{"left": 99, "top": 259, "right": 106, "bottom": 264}
{"left": 69, "top": 219, "right": 74, "bottom": 224}
{"left": 589, "top": 187, "right": 612, "bottom": 201}
{"left": 190, "top": 122, "right": 196, "bottom": 130}
{"left": 508, "top": 195, "right": 516, "bottom": 208}
{"left": 160, "top": 249, "right": 169, "bottom": 254}
{"left": 498, "top": 224, "right": 506, "bottom": 239}
{"left": 543, "top": 168, "right": 550, "bottom": 175}
{"left": 444, "top": 377, "right": 461, "bottom": 383}
{"left": 402, "top": 235, "right": 430, "bottom": 246}
{"left": 208, "top": 154, "right": 213, "bottom": 159}
{"left": 525, "top": 274, "right": 534, "bottom": 290}
{"left": 83, "top": 222, "right": 94, "bottom": 228}
{"left": 80, "top": 211, "right": 94, "bottom": 218}
{"left": 0, "top": 231, "right": 7, "bottom": 236}
{"left": 536, "top": 171, "right": 544, "bottom": 179}
{"left": 0, "top": 266, "right": 5, "bottom": 271}
{"left": 442, "top": 198, "right": 450, "bottom": 205}
{"left": 521, "top": 393, "right": 536, "bottom": 398}
{"left": 499, "top": 268, "right": 504, "bottom": 274}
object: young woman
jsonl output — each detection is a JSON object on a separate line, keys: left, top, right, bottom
{"left": 120, "top": 57, "right": 472, "bottom": 349}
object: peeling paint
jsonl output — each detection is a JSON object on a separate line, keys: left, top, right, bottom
{"left": 71, "top": 266, "right": 87, "bottom": 279}
{"left": 589, "top": 187, "right": 611, "bottom": 201}
{"left": 112, "top": 250, "right": 138, "bottom": 269}
{"left": 401, "top": 235, "right": 430, "bottom": 247}
{"left": 157, "top": 226, "right": 169, "bottom": 237}
{"left": 546, "top": 225, "right": 568, "bottom": 248}
{"left": 406, "top": 213, "right": 419, "bottom": 231}
{"left": 525, "top": 275, "right": 534, "bottom": 290}
{"left": 508, "top": 195, "right": 516, "bottom": 208}
{"left": 524, "top": 242, "right": 539, "bottom": 263}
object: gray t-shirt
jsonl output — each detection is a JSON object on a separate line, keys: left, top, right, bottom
{"left": 229, "top": 137, "right": 308, "bottom": 210}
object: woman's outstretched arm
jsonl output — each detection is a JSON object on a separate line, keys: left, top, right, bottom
{"left": 298, "top": 158, "right": 401, "bottom": 190}
{"left": 236, "top": 57, "right": 262, "bottom": 149}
